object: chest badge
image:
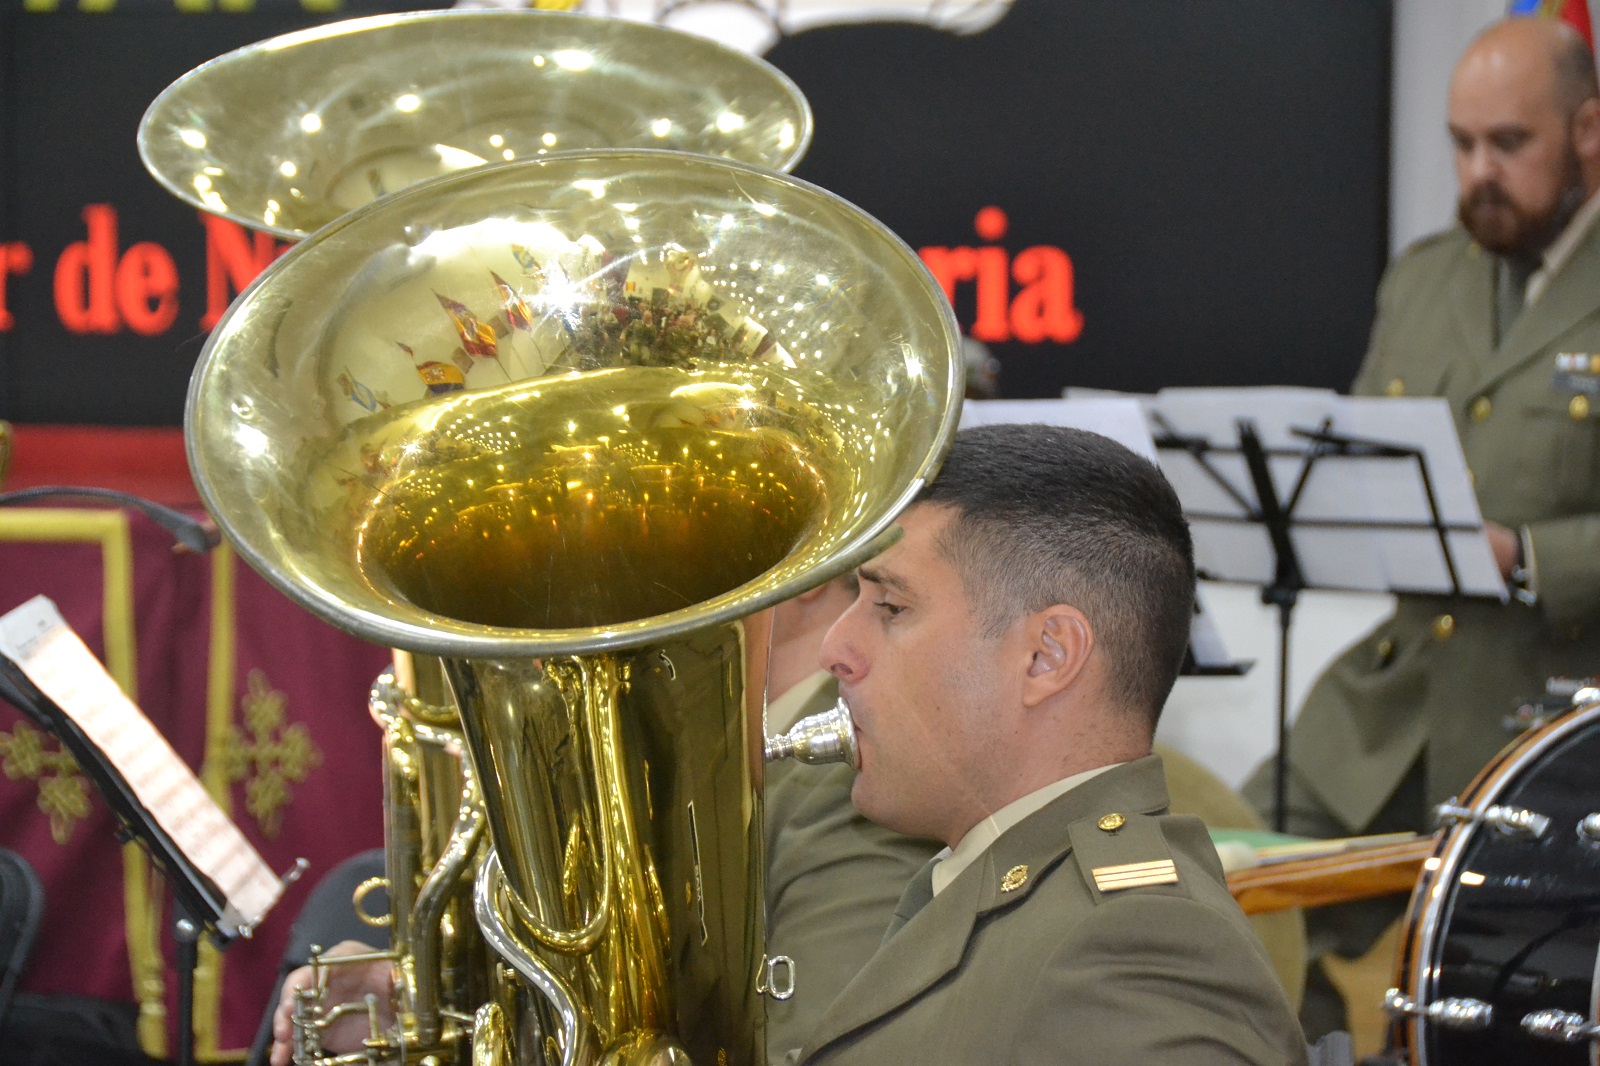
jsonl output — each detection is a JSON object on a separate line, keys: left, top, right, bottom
{"left": 1552, "top": 353, "right": 1600, "bottom": 399}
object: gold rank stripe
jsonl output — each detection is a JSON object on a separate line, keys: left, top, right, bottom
{"left": 1092, "top": 859, "right": 1179, "bottom": 892}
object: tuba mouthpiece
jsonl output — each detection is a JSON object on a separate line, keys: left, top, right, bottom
{"left": 765, "top": 699, "right": 860, "bottom": 769}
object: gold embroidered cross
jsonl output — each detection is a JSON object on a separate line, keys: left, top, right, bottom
{"left": 0, "top": 721, "right": 91, "bottom": 843}
{"left": 220, "top": 669, "right": 323, "bottom": 838}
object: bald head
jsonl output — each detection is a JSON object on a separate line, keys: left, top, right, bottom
{"left": 1448, "top": 18, "right": 1600, "bottom": 257}
{"left": 1458, "top": 18, "right": 1598, "bottom": 112}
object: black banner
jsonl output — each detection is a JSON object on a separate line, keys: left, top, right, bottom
{"left": 0, "top": 0, "right": 1391, "bottom": 425}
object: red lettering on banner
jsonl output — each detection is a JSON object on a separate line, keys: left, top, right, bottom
{"left": 116, "top": 244, "right": 180, "bottom": 336}
{"left": 0, "top": 242, "right": 34, "bottom": 331}
{"left": 203, "top": 215, "right": 288, "bottom": 330}
{"left": 1011, "top": 247, "right": 1082, "bottom": 343}
{"left": 55, "top": 205, "right": 121, "bottom": 334}
{"left": 919, "top": 207, "right": 1084, "bottom": 345}
{"left": 52, "top": 205, "right": 180, "bottom": 336}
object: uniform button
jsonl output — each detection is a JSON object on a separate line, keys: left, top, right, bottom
{"left": 1385, "top": 378, "right": 1406, "bottom": 397}
{"left": 1470, "top": 397, "right": 1492, "bottom": 422}
{"left": 1571, "top": 394, "right": 1591, "bottom": 420}
{"left": 1432, "top": 614, "right": 1455, "bottom": 641}
{"left": 1376, "top": 637, "right": 1396, "bottom": 662}
{"left": 1097, "top": 813, "right": 1126, "bottom": 832}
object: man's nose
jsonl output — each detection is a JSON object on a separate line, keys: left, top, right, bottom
{"left": 1460, "top": 143, "right": 1498, "bottom": 185}
{"left": 818, "top": 610, "right": 864, "bottom": 682}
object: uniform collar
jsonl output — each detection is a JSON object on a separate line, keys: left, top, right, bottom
{"left": 1527, "top": 186, "right": 1600, "bottom": 306}
{"left": 930, "top": 763, "right": 1122, "bottom": 896}
{"left": 795, "top": 756, "right": 1173, "bottom": 1061}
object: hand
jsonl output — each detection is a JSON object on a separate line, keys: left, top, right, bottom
{"left": 1484, "top": 520, "right": 1521, "bottom": 580}
{"left": 269, "top": 940, "right": 393, "bottom": 1066}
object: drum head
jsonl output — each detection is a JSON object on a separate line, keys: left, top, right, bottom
{"left": 1394, "top": 701, "right": 1600, "bottom": 1065}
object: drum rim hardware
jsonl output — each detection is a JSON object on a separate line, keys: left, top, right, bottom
{"left": 1389, "top": 695, "right": 1600, "bottom": 1064}
{"left": 1382, "top": 988, "right": 1494, "bottom": 1031}
{"left": 1432, "top": 801, "right": 1551, "bottom": 839}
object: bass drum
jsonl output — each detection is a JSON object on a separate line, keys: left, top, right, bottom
{"left": 1387, "top": 697, "right": 1600, "bottom": 1064}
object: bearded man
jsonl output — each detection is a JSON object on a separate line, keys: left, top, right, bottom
{"left": 1244, "top": 15, "right": 1600, "bottom": 1038}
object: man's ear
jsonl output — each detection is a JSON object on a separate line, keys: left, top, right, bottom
{"left": 1574, "top": 96, "right": 1600, "bottom": 160}
{"left": 1021, "top": 606, "right": 1094, "bottom": 707}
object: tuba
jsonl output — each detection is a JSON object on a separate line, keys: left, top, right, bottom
{"left": 151, "top": 14, "right": 961, "bottom": 1066}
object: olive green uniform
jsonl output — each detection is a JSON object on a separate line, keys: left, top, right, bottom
{"left": 763, "top": 679, "right": 941, "bottom": 1064}
{"left": 794, "top": 756, "right": 1308, "bottom": 1066}
{"left": 1245, "top": 221, "right": 1600, "bottom": 1037}
{"left": 1264, "top": 222, "right": 1600, "bottom": 839}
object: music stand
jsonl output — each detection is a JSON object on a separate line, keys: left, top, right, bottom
{"left": 0, "top": 596, "right": 304, "bottom": 1066}
{"left": 1145, "top": 387, "right": 1505, "bottom": 831}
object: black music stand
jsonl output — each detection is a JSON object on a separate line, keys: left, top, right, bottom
{"left": 0, "top": 600, "right": 303, "bottom": 1066}
{"left": 1147, "top": 391, "right": 1505, "bottom": 832}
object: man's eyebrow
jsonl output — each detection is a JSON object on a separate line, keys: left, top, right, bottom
{"left": 857, "top": 564, "right": 912, "bottom": 596}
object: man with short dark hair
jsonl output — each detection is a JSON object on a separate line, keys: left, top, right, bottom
{"left": 793, "top": 424, "right": 1307, "bottom": 1065}
{"left": 1245, "top": 16, "right": 1600, "bottom": 1038}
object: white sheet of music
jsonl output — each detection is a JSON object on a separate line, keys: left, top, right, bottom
{"left": 1145, "top": 388, "right": 1505, "bottom": 599}
{"left": 960, "top": 396, "right": 1159, "bottom": 461}
{"left": 0, "top": 595, "right": 282, "bottom": 936}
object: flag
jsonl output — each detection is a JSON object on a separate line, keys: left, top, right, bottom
{"left": 435, "top": 292, "right": 500, "bottom": 358}
{"left": 1510, "top": 0, "right": 1594, "bottom": 49}
{"left": 492, "top": 271, "right": 536, "bottom": 332}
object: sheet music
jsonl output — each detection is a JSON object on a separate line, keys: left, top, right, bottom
{"left": 0, "top": 595, "right": 283, "bottom": 936}
{"left": 961, "top": 396, "right": 1159, "bottom": 461}
{"left": 1145, "top": 388, "right": 1505, "bottom": 598}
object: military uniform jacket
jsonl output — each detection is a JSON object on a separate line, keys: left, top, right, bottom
{"left": 763, "top": 679, "right": 942, "bottom": 1064}
{"left": 1290, "top": 222, "right": 1600, "bottom": 832}
{"left": 794, "top": 756, "right": 1308, "bottom": 1066}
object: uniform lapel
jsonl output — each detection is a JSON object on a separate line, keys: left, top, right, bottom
{"left": 795, "top": 855, "right": 986, "bottom": 1055}
{"left": 1446, "top": 242, "right": 1496, "bottom": 385}
{"left": 796, "top": 757, "right": 1173, "bottom": 1060}
{"left": 1483, "top": 220, "right": 1600, "bottom": 394}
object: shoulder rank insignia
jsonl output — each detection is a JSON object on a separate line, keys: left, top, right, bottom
{"left": 1091, "top": 859, "right": 1178, "bottom": 893}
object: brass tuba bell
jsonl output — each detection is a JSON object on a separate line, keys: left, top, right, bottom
{"left": 138, "top": 9, "right": 812, "bottom": 240}
{"left": 184, "top": 145, "right": 961, "bottom": 1066}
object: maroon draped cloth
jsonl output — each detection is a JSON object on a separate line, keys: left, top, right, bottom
{"left": 0, "top": 508, "right": 390, "bottom": 1055}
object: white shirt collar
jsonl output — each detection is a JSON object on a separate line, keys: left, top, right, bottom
{"left": 1527, "top": 186, "right": 1600, "bottom": 306}
{"left": 930, "top": 762, "right": 1124, "bottom": 897}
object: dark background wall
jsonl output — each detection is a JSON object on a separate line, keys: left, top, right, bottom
{"left": 0, "top": 0, "right": 1392, "bottom": 425}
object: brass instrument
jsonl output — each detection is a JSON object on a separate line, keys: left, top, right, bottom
{"left": 138, "top": 9, "right": 812, "bottom": 239}
{"left": 180, "top": 141, "right": 961, "bottom": 1066}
